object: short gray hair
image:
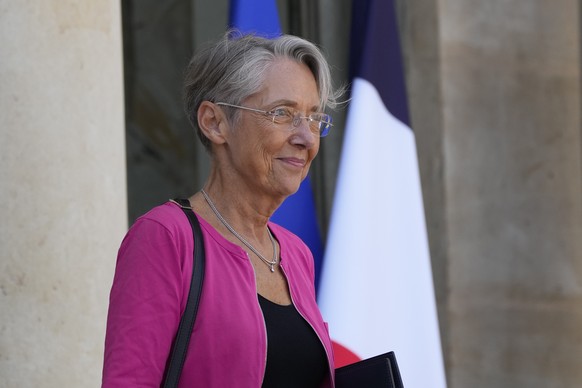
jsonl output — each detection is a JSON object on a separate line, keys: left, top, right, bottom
{"left": 183, "top": 30, "right": 341, "bottom": 150}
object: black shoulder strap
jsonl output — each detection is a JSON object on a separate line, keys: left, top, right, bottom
{"left": 163, "top": 199, "right": 206, "bottom": 388}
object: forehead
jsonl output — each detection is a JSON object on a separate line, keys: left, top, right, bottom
{"left": 249, "top": 58, "right": 320, "bottom": 109}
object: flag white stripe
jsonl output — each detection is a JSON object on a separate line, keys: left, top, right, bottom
{"left": 319, "top": 78, "right": 447, "bottom": 388}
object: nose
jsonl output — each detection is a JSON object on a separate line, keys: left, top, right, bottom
{"left": 290, "top": 117, "right": 318, "bottom": 149}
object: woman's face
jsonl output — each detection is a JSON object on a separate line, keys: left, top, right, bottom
{"left": 223, "top": 58, "right": 321, "bottom": 199}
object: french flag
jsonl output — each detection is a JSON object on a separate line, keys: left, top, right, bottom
{"left": 229, "top": 0, "right": 325, "bottom": 290}
{"left": 317, "top": 0, "right": 447, "bottom": 387}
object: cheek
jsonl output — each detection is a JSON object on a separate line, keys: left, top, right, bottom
{"left": 251, "top": 129, "right": 279, "bottom": 167}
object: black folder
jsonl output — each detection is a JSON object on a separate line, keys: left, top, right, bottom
{"left": 335, "top": 351, "right": 404, "bottom": 388}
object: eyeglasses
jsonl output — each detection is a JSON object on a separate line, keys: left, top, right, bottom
{"left": 216, "top": 102, "right": 333, "bottom": 137}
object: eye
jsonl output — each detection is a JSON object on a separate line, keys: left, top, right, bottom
{"left": 271, "top": 107, "right": 293, "bottom": 118}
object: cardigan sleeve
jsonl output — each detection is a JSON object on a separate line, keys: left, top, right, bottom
{"left": 102, "top": 217, "right": 186, "bottom": 387}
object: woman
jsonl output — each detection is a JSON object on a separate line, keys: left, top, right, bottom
{"left": 102, "top": 30, "right": 341, "bottom": 387}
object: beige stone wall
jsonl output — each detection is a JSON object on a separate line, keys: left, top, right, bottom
{"left": 439, "top": 0, "right": 582, "bottom": 386}
{"left": 0, "top": 1, "right": 126, "bottom": 387}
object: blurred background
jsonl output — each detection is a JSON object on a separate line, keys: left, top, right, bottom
{"left": 1, "top": 0, "right": 581, "bottom": 387}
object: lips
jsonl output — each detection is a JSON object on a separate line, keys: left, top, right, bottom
{"left": 277, "top": 157, "right": 306, "bottom": 168}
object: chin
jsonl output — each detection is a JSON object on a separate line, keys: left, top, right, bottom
{"left": 277, "top": 178, "right": 304, "bottom": 198}
{"left": 269, "top": 168, "right": 309, "bottom": 198}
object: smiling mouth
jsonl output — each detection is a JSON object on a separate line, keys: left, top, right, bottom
{"left": 278, "top": 157, "right": 306, "bottom": 168}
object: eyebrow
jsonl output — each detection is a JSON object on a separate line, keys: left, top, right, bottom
{"left": 266, "top": 99, "right": 321, "bottom": 113}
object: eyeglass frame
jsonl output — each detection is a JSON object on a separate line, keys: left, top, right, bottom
{"left": 215, "top": 102, "right": 333, "bottom": 137}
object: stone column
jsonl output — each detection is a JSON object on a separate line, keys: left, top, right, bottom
{"left": 0, "top": 1, "right": 126, "bottom": 387}
{"left": 440, "top": 0, "right": 582, "bottom": 386}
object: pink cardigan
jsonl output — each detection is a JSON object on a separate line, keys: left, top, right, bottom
{"left": 102, "top": 202, "right": 334, "bottom": 387}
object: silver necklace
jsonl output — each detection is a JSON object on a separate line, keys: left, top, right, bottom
{"left": 201, "top": 189, "right": 278, "bottom": 272}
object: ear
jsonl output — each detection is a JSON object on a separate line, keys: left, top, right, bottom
{"left": 197, "top": 101, "right": 228, "bottom": 145}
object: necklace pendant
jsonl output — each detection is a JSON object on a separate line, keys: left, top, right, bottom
{"left": 270, "top": 264, "right": 275, "bottom": 273}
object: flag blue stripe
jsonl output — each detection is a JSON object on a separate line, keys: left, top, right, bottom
{"left": 350, "top": 0, "right": 411, "bottom": 127}
{"left": 229, "top": 0, "right": 281, "bottom": 36}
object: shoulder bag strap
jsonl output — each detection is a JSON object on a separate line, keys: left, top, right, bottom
{"left": 163, "top": 199, "right": 206, "bottom": 388}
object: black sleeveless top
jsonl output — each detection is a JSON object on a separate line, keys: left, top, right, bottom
{"left": 258, "top": 294, "right": 328, "bottom": 387}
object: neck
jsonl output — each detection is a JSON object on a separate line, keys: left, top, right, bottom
{"left": 199, "top": 167, "right": 284, "bottom": 238}
{"left": 201, "top": 187, "right": 279, "bottom": 272}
